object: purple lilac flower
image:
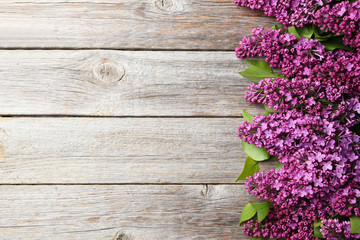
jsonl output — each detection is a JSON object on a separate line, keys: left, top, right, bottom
{"left": 321, "top": 219, "right": 360, "bottom": 239}
{"left": 244, "top": 77, "right": 360, "bottom": 127}
{"left": 236, "top": 28, "right": 360, "bottom": 101}
{"left": 235, "top": 0, "right": 360, "bottom": 51}
{"left": 235, "top": 1, "right": 360, "bottom": 239}
{"left": 313, "top": 1, "right": 360, "bottom": 51}
{"left": 234, "top": 0, "right": 326, "bottom": 27}
{"left": 238, "top": 111, "right": 360, "bottom": 239}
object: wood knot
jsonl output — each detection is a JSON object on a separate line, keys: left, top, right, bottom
{"left": 113, "top": 233, "right": 131, "bottom": 240}
{"left": 155, "top": 0, "right": 174, "bottom": 11}
{"left": 201, "top": 184, "right": 213, "bottom": 199}
{"left": 93, "top": 61, "right": 125, "bottom": 86}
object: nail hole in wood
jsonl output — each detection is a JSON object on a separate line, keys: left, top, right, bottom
{"left": 155, "top": 0, "right": 174, "bottom": 11}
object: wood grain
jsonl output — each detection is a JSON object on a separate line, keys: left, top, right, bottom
{"left": 0, "top": 0, "right": 276, "bottom": 50}
{"left": 0, "top": 117, "right": 274, "bottom": 184}
{"left": 0, "top": 50, "right": 263, "bottom": 116}
{"left": 0, "top": 1, "right": 275, "bottom": 239}
{"left": 0, "top": 184, "right": 253, "bottom": 240}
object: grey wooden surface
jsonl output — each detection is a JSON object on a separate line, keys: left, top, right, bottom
{"left": 0, "top": 0, "right": 275, "bottom": 50}
{"left": 0, "top": 185, "right": 255, "bottom": 240}
{"left": 0, "top": 117, "right": 274, "bottom": 184}
{"left": 0, "top": 50, "right": 264, "bottom": 116}
{"left": 0, "top": 1, "right": 275, "bottom": 239}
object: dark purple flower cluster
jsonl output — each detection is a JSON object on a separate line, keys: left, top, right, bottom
{"left": 238, "top": 112, "right": 360, "bottom": 239}
{"left": 313, "top": 1, "right": 360, "bottom": 50}
{"left": 240, "top": 110, "right": 360, "bottom": 201}
{"left": 234, "top": 0, "right": 324, "bottom": 27}
{"left": 235, "top": 0, "right": 360, "bottom": 50}
{"left": 245, "top": 76, "right": 360, "bottom": 127}
{"left": 321, "top": 219, "right": 360, "bottom": 239}
{"left": 236, "top": 28, "right": 360, "bottom": 101}
{"left": 235, "top": 3, "right": 360, "bottom": 239}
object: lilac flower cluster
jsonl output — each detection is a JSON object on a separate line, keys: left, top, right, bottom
{"left": 240, "top": 110, "right": 360, "bottom": 199}
{"left": 236, "top": 28, "right": 360, "bottom": 100}
{"left": 234, "top": 0, "right": 324, "bottom": 27}
{"left": 235, "top": 3, "right": 360, "bottom": 239}
{"left": 235, "top": 0, "right": 360, "bottom": 50}
{"left": 313, "top": 1, "right": 360, "bottom": 50}
{"left": 238, "top": 112, "right": 360, "bottom": 238}
{"left": 321, "top": 219, "right": 360, "bottom": 239}
{"left": 245, "top": 76, "right": 360, "bottom": 127}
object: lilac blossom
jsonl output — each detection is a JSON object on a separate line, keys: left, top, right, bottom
{"left": 313, "top": 1, "right": 360, "bottom": 51}
{"left": 320, "top": 219, "right": 360, "bottom": 239}
{"left": 234, "top": 1, "right": 360, "bottom": 239}
{"left": 236, "top": 28, "right": 360, "bottom": 101}
{"left": 238, "top": 111, "right": 360, "bottom": 239}
{"left": 234, "top": 0, "right": 326, "bottom": 27}
{"left": 235, "top": 0, "right": 360, "bottom": 50}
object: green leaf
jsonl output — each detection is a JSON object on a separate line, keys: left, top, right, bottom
{"left": 243, "top": 110, "right": 255, "bottom": 123}
{"left": 239, "top": 60, "right": 278, "bottom": 83}
{"left": 247, "top": 60, "right": 272, "bottom": 72}
{"left": 314, "top": 220, "right": 322, "bottom": 228}
{"left": 250, "top": 201, "right": 270, "bottom": 222}
{"left": 241, "top": 140, "right": 271, "bottom": 161}
{"left": 271, "top": 25, "right": 284, "bottom": 30}
{"left": 312, "top": 226, "right": 324, "bottom": 238}
{"left": 312, "top": 25, "right": 336, "bottom": 42}
{"left": 236, "top": 157, "right": 259, "bottom": 182}
{"left": 263, "top": 111, "right": 271, "bottom": 117}
{"left": 296, "top": 24, "right": 314, "bottom": 39}
{"left": 350, "top": 216, "right": 360, "bottom": 234}
{"left": 239, "top": 203, "right": 257, "bottom": 225}
{"left": 286, "top": 26, "right": 301, "bottom": 40}
{"left": 312, "top": 220, "right": 324, "bottom": 238}
{"left": 276, "top": 161, "right": 284, "bottom": 170}
{"left": 314, "top": 33, "right": 336, "bottom": 42}
{"left": 322, "top": 36, "right": 353, "bottom": 51}
{"left": 264, "top": 105, "right": 279, "bottom": 113}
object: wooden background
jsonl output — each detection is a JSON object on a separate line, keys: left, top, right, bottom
{"left": 0, "top": 1, "right": 276, "bottom": 239}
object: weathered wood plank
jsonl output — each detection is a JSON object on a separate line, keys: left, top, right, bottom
{"left": 0, "top": 185, "right": 252, "bottom": 240}
{"left": 0, "top": 50, "right": 263, "bottom": 116}
{"left": 0, "top": 0, "right": 276, "bottom": 50}
{"left": 0, "top": 117, "right": 273, "bottom": 183}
